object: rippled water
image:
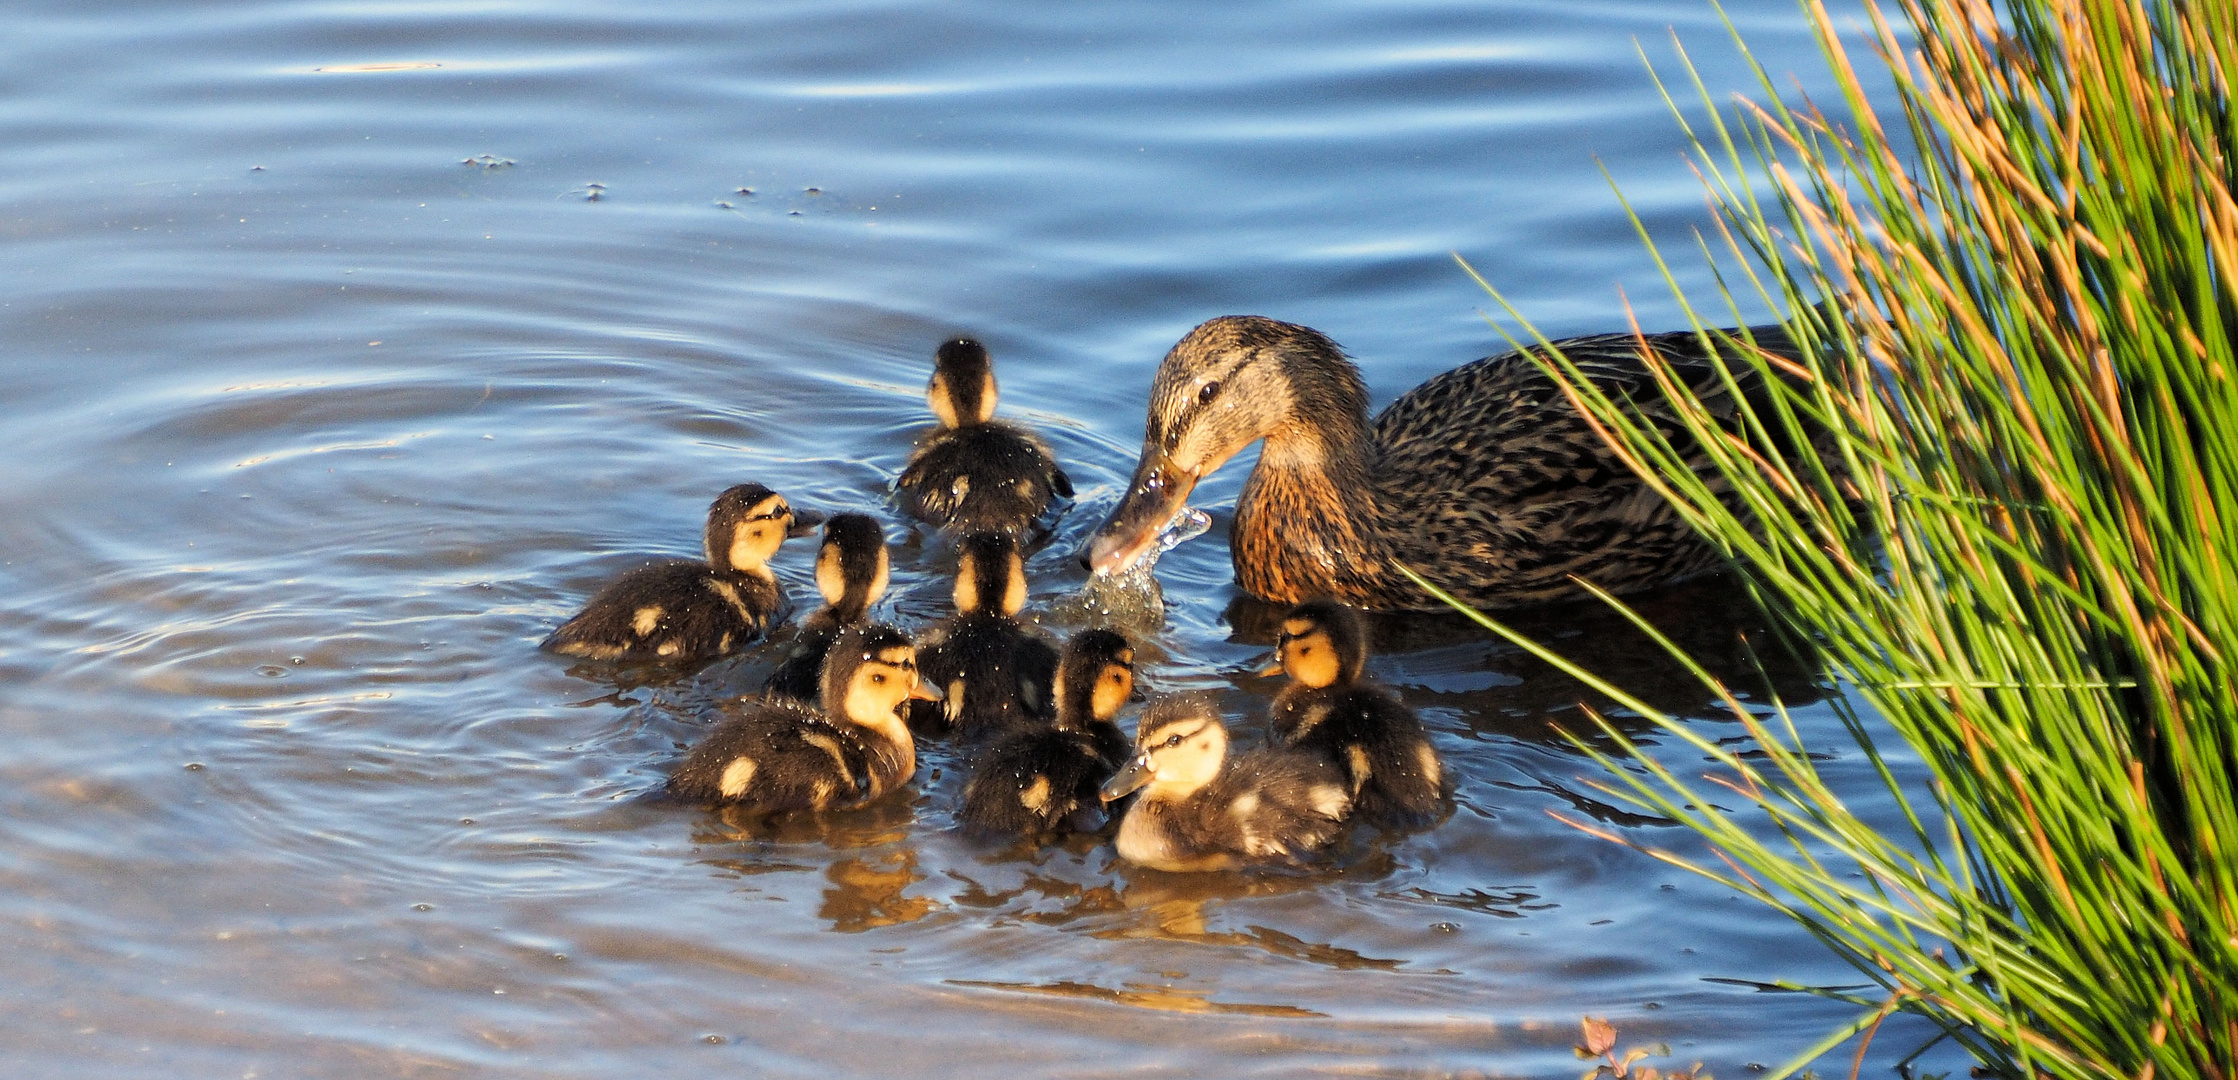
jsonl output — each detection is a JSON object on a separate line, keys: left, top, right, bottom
{"left": 0, "top": 1, "right": 1959, "bottom": 1076}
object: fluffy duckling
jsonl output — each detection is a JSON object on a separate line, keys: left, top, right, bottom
{"left": 959, "top": 628, "right": 1136, "bottom": 837}
{"left": 1082, "top": 315, "right": 1808, "bottom": 609}
{"left": 915, "top": 531, "right": 1059, "bottom": 740}
{"left": 894, "top": 338, "right": 1073, "bottom": 536}
{"left": 544, "top": 484, "right": 798, "bottom": 661}
{"left": 1100, "top": 694, "right": 1352, "bottom": 872}
{"left": 669, "top": 624, "right": 939, "bottom": 813}
{"left": 763, "top": 513, "right": 890, "bottom": 704}
{"left": 1262, "top": 599, "right": 1443, "bottom": 826}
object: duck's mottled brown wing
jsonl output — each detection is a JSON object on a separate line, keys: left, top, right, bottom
{"left": 1369, "top": 326, "right": 1794, "bottom": 609}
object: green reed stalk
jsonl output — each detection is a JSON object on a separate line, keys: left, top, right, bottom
{"left": 1439, "top": 0, "right": 2237, "bottom": 1076}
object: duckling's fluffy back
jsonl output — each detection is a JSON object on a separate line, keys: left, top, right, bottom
{"left": 542, "top": 559, "right": 782, "bottom": 662}
{"left": 668, "top": 698, "right": 892, "bottom": 813}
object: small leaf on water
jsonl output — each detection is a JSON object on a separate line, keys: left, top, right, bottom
{"left": 1580, "top": 1016, "right": 1617, "bottom": 1057}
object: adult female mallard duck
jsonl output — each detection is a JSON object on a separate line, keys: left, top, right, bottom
{"left": 543, "top": 483, "right": 802, "bottom": 661}
{"left": 915, "top": 531, "right": 1060, "bottom": 741}
{"left": 958, "top": 628, "right": 1136, "bottom": 837}
{"left": 668, "top": 624, "right": 939, "bottom": 813}
{"left": 1261, "top": 599, "right": 1443, "bottom": 826}
{"left": 763, "top": 513, "right": 890, "bottom": 704}
{"left": 1081, "top": 315, "right": 1800, "bottom": 610}
{"left": 894, "top": 337, "right": 1073, "bottom": 536}
{"left": 1100, "top": 693, "right": 1352, "bottom": 872}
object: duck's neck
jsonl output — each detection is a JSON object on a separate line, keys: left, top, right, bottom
{"left": 1232, "top": 412, "right": 1394, "bottom": 606}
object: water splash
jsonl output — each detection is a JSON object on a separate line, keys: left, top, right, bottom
{"left": 1049, "top": 507, "right": 1210, "bottom": 635}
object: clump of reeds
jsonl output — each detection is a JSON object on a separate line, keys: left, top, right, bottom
{"left": 1433, "top": 0, "right": 2237, "bottom": 1076}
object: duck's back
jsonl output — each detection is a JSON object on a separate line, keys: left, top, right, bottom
{"left": 896, "top": 423, "right": 1069, "bottom": 535}
{"left": 668, "top": 701, "right": 898, "bottom": 813}
{"left": 958, "top": 725, "right": 1118, "bottom": 836}
{"left": 761, "top": 610, "right": 845, "bottom": 704}
{"left": 918, "top": 614, "right": 1060, "bottom": 742}
{"left": 1271, "top": 685, "right": 1442, "bottom": 826}
{"left": 544, "top": 560, "right": 781, "bottom": 661}
{"left": 1370, "top": 326, "right": 1795, "bottom": 607}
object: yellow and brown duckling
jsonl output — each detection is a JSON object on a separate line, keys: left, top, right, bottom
{"left": 1262, "top": 599, "right": 1444, "bottom": 826}
{"left": 1099, "top": 693, "right": 1352, "bottom": 872}
{"left": 668, "top": 624, "right": 939, "bottom": 813}
{"left": 762, "top": 513, "right": 890, "bottom": 704}
{"left": 959, "top": 628, "right": 1137, "bottom": 837}
{"left": 914, "top": 531, "right": 1060, "bottom": 740}
{"left": 543, "top": 483, "right": 800, "bottom": 661}
{"left": 1082, "top": 315, "right": 1804, "bottom": 610}
{"left": 894, "top": 337, "right": 1073, "bottom": 536}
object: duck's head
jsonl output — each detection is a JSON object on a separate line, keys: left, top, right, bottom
{"left": 928, "top": 337, "right": 998, "bottom": 429}
{"left": 953, "top": 531, "right": 1027, "bottom": 616}
{"left": 814, "top": 513, "right": 890, "bottom": 621}
{"left": 1099, "top": 693, "right": 1229, "bottom": 802}
{"left": 1258, "top": 598, "right": 1367, "bottom": 689}
{"left": 822, "top": 623, "right": 941, "bottom": 728}
{"left": 1056, "top": 628, "right": 1135, "bottom": 726}
{"left": 1081, "top": 316, "right": 1367, "bottom": 575}
{"left": 705, "top": 484, "right": 800, "bottom": 575}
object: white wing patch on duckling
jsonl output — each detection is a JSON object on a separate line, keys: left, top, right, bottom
{"left": 656, "top": 640, "right": 681, "bottom": 657}
{"left": 944, "top": 679, "right": 967, "bottom": 724}
{"left": 1309, "top": 784, "right": 1349, "bottom": 820}
{"left": 718, "top": 756, "right": 758, "bottom": 797}
{"left": 632, "top": 605, "right": 664, "bottom": 637}
{"left": 1415, "top": 741, "right": 1441, "bottom": 787}
{"left": 1020, "top": 776, "right": 1051, "bottom": 813}
{"left": 950, "top": 475, "right": 971, "bottom": 499}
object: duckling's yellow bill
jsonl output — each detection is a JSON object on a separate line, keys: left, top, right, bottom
{"left": 908, "top": 679, "right": 944, "bottom": 701}
{"left": 1081, "top": 452, "right": 1199, "bottom": 575}
{"left": 1098, "top": 752, "right": 1154, "bottom": 802}
{"left": 1255, "top": 656, "right": 1285, "bottom": 678}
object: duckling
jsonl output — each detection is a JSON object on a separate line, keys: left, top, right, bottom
{"left": 1082, "top": 315, "right": 1808, "bottom": 610}
{"left": 544, "top": 484, "right": 798, "bottom": 661}
{"left": 959, "top": 628, "right": 1136, "bottom": 837}
{"left": 1100, "top": 694, "right": 1352, "bottom": 872}
{"left": 894, "top": 337, "right": 1073, "bottom": 536}
{"left": 1261, "top": 599, "right": 1443, "bottom": 826}
{"left": 669, "top": 624, "right": 939, "bottom": 813}
{"left": 915, "top": 531, "right": 1059, "bottom": 741}
{"left": 762, "top": 513, "right": 890, "bottom": 704}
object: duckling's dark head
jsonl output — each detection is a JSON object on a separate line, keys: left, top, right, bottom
{"left": 1261, "top": 598, "right": 1367, "bottom": 689}
{"left": 705, "top": 484, "right": 797, "bottom": 574}
{"left": 1082, "top": 316, "right": 1369, "bottom": 575}
{"left": 814, "top": 513, "right": 889, "bottom": 619}
{"left": 1056, "top": 628, "right": 1134, "bottom": 724}
{"left": 953, "top": 531, "right": 1026, "bottom": 616}
{"left": 928, "top": 337, "right": 998, "bottom": 429}
{"left": 821, "top": 623, "right": 939, "bottom": 728}
{"left": 1100, "top": 692, "right": 1229, "bottom": 802}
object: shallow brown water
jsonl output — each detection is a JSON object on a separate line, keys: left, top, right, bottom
{"left": 0, "top": 1, "right": 1960, "bottom": 1076}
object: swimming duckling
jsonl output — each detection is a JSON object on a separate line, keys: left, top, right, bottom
{"left": 763, "top": 513, "right": 890, "bottom": 704}
{"left": 959, "top": 628, "right": 1136, "bottom": 837}
{"left": 669, "top": 624, "right": 939, "bottom": 813}
{"left": 1082, "top": 315, "right": 1809, "bottom": 610}
{"left": 1261, "top": 599, "right": 1443, "bottom": 826}
{"left": 894, "top": 337, "right": 1073, "bottom": 536}
{"left": 915, "top": 531, "right": 1060, "bottom": 741}
{"left": 544, "top": 484, "right": 798, "bottom": 661}
{"left": 1100, "top": 694, "right": 1352, "bottom": 872}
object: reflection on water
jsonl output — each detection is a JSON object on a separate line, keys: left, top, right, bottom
{"left": 0, "top": 0, "right": 1969, "bottom": 1075}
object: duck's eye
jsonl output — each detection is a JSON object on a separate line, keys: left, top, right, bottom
{"left": 1197, "top": 380, "right": 1221, "bottom": 404}
{"left": 1162, "top": 734, "right": 1183, "bottom": 748}
{"left": 870, "top": 673, "right": 886, "bottom": 684}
